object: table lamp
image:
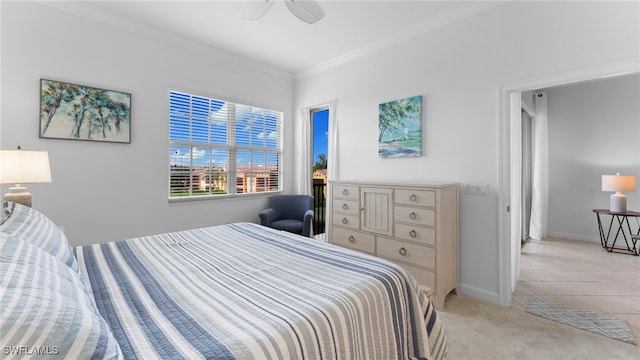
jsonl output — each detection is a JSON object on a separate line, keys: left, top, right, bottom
{"left": 0, "top": 147, "right": 52, "bottom": 207}
{"left": 602, "top": 173, "right": 636, "bottom": 212}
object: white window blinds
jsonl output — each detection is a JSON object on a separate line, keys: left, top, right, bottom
{"left": 169, "top": 91, "right": 282, "bottom": 199}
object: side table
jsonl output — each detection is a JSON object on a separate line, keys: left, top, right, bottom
{"left": 593, "top": 209, "right": 640, "bottom": 256}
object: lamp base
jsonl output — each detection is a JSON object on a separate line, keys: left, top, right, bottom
{"left": 3, "top": 186, "right": 32, "bottom": 207}
{"left": 610, "top": 192, "right": 627, "bottom": 213}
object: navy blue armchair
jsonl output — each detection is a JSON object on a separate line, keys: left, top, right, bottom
{"left": 259, "top": 195, "right": 314, "bottom": 237}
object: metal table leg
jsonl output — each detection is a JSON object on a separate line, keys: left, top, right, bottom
{"left": 607, "top": 215, "right": 639, "bottom": 256}
{"left": 595, "top": 212, "right": 606, "bottom": 248}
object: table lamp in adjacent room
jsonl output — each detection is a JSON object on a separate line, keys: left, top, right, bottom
{"left": 0, "top": 147, "right": 52, "bottom": 207}
{"left": 602, "top": 173, "right": 636, "bottom": 213}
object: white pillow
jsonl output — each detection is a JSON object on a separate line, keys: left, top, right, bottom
{"left": 0, "top": 233, "right": 123, "bottom": 359}
{"left": 0, "top": 201, "right": 79, "bottom": 272}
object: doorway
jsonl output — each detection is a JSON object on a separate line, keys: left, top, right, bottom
{"left": 498, "top": 60, "right": 639, "bottom": 307}
{"left": 311, "top": 108, "right": 329, "bottom": 235}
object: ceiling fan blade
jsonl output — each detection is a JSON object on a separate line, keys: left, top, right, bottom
{"left": 285, "top": 0, "right": 325, "bottom": 24}
{"left": 243, "top": 0, "right": 275, "bottom": 21}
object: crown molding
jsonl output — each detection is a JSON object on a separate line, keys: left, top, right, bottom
{"left": 295, "top": 1, "right": 504, "bottom": 79}
{"left": 37, "top": 1, "right": 504, "bottom": 82}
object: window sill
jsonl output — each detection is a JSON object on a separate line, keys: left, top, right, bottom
{"left": 168, "top": 191, "right": 282, "bottom": 205}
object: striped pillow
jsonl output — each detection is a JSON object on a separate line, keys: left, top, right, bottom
{"left": 0, "top": 233, "right": 122, "bottom": 359}
{"left": 0, "top": 201, "right": 79, "bottom": 272}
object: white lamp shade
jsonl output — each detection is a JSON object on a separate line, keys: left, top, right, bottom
{"left": 0, "top": 150, "right": 52, "bottom": 185}
{"left": 601, "top": 174, "right": 636, "bottom": 193}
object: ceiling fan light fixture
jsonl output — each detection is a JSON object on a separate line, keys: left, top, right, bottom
{"left": 285, "top": 0, "right": 325, "bottom": 24}
{"left": 242, "top": 0, "right": 325, "bottom": 24}
{"left": 242, "top": 0, "right": 274, "bottom": 20}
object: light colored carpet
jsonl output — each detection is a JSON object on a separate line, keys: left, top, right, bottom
{"left": 437, "top": 294, "right": 640, "bottom": 359}
{"left": 526, "top": 295, "right": 636, "bottom": 345}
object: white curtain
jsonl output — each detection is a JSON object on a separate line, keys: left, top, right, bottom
{"left": 327, "top": 101, "right": 338, "bottom": 181}
{"left": 325, "top": 101, "right": 338, "bottom": 235}
{"left": 529, "top": 91, "right": 549, "bottom": 240}
{"left": 510, "top": 93, "right": 523, "bottom": 291}
{"left": 295, "top": 108, "right": 312, "bottom": 195}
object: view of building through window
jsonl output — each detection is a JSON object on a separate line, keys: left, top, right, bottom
{"left": 169, "top": 91, "right": 282, "bottom": 199}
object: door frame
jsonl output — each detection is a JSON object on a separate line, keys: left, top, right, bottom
{"left": 310, "top": 107, "right": 330, "bottom": 235}
{"left": 497, "top": 59, "right": 639, "bottom": 306}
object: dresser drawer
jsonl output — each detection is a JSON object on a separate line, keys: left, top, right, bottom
{"left": 332, "top": 213, "right": 359, "bottom": 230}
{"left": 333, "top": 199, "right": 359, "bottom": 215}
{"left": 394, "top": 206, "right": 435, "bottom": 226}
{"left": 332, "top": 227, "right": 375, "bottom": 254}
{"left": 377, "top": 237, "right": 435, "bottom": 268}
{"left": 395, "top": 189, "right": 435, "bottom": 207}
{"left": 333, "top": 184, "right": 359, "bottom": 200}
{"left": 395, "top": 223, "right": 435, "bottom": 246}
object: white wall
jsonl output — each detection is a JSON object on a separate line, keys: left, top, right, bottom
{"left": 0, "top": 2, "right": 294, "bottom": 245}
{"left": 546, "top": 74, "right": 640, "bottom": 242}
{"left": 2, "top": 1, "right": 638, "bottom": 305}
{"left": 294, "top": 1, "right": 639, "bottom": 303}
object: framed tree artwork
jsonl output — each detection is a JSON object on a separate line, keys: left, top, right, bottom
{"left": 39, "top": 79, "right": 131, "bottom": 143}
{"left": 378, "top": 95, "right": 422, "bottom": 158}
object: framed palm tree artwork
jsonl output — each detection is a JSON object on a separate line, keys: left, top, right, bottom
{"left": 39, "top": 79, "right": 131, "bottom": 143}
{"left": 378, "top": 95, "right": 422, "bottom": 158}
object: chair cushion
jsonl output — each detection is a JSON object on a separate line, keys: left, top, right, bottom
{"left": 269, "top": 195, "right": 313, "bottom": 221}
{"left": 270, "top": 219, "right": 303, "bottom": 234}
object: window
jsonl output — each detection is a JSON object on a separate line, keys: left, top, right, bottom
{"left": 169, "top": 91, "right": 282, "bottom": 200}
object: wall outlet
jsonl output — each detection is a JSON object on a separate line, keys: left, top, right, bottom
{"left": 463, "top": 184, "right": 489, "bottom": 196}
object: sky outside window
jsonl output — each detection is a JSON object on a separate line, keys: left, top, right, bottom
{"left": 313, "top": 109, "right": 328, "bottom": 165}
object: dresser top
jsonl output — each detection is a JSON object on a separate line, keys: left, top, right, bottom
{"left": 330, "top": 180, "right": 460, "bottom": 189}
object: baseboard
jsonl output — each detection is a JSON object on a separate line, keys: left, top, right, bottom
{"left": 459, "top": 284, "right": 500, "bottom": 305}
{"left": 546, "top": 231, "right": 599, "bottom": 243}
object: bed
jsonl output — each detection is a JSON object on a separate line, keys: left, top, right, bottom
{"left": 1, "top": 201, "right": 447, "bottom": 359}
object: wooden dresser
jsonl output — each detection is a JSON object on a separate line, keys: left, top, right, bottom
{"left": 329, "top": 181, "right": 459, "bottom": 309}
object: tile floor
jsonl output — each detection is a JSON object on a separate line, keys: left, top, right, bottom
{"left": 511, "top": 236, "right": 640, "bottom": 345}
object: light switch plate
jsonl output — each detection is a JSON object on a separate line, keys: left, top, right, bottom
{"left": 463, "top": 184, "right": 489, "bottom": 196}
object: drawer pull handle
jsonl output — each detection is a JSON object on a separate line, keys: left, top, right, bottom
{"left": 399, "top": 247, "right": 407, "bottom": 256}
{"left": 409, "top": 212, "right": 417, "bottom": 220}
{"left": 342, "top": 189, "right": 349, "bottom": 195}
{"left": 348, "top": 235, "right": 355, "bottom": 243}
{"left": 342, "top": 203, "right": 348, "bottom": 210}
{"left": 409, "top": 194, "right": 417, "bottom": 201}
{"left": 409, "top": 230, "right": 417, "bottom": 238}
{"left": 342, "top": 218, "right": 348, "bottom": 225}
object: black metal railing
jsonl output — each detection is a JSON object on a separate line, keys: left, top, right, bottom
{"left": 312, "top": 180, "right": 326, "bottom": 234}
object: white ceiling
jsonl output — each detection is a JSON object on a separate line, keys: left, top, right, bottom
{"left": 46, "top": 1, "right": 502, "bottom": 76}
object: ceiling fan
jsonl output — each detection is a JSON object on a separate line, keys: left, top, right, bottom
{"left": 243, "top": 0, "right": 325, "bottom": 24}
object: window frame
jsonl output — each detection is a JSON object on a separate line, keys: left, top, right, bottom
{"left": 168, "top": 90, "right": 283, "bottom": 203}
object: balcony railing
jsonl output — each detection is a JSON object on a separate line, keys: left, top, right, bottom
{"left": 313, "top": 181, "right": 326, "bottom": 234}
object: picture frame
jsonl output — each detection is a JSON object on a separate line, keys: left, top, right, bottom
{"left": 39, "top": 79, "right": 131, "bottom": 143}
{"left": 378, "top": 95, "right": 422, "bottom": 158}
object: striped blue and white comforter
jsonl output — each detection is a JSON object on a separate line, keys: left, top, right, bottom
{"left": 75, "top": 223, "right": 447, "bottom": 359}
